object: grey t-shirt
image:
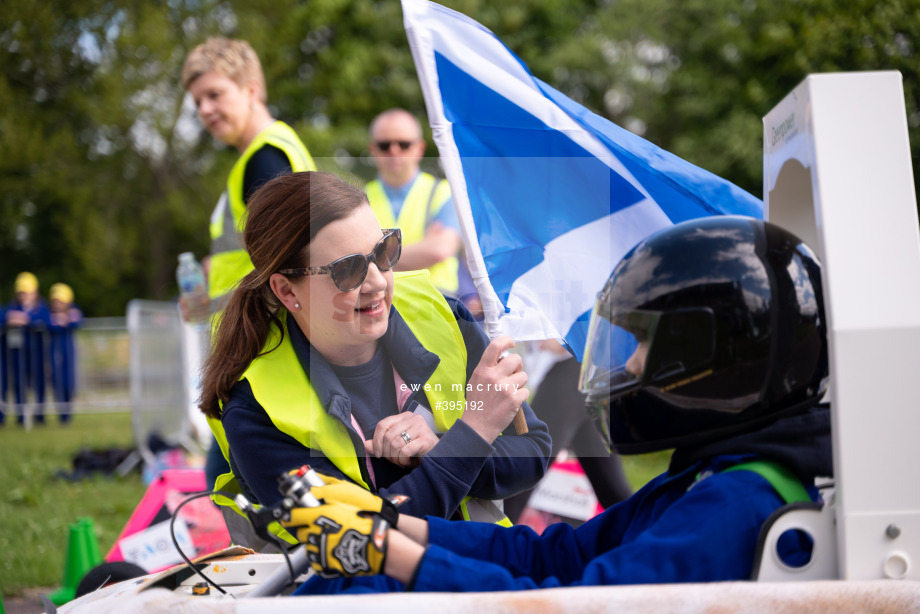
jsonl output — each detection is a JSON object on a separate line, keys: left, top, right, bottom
{"left": 329, "top": 343, "right": 398, "bottom": 440}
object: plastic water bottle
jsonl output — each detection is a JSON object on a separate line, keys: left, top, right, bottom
{"left": 176, "top": 252, "right": 208, "bottom": 324}
{"left": 176, "top": 253, "right": 210, "bottom": 441}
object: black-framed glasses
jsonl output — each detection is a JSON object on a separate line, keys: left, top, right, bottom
{"left": 375, "top": 140, "right": 414, "bottom": 152}
{"left": 279, "top": 229, "right": 402, "bottom": 291}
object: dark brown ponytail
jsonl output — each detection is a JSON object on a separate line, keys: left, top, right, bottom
{"left": 199, "top": 171, "right": 367, "bottom": 418}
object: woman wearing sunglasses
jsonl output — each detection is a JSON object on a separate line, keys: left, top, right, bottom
{"left": 199, "top": 172, "right": 551, "bottom": 564}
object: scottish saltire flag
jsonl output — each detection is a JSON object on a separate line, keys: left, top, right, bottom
{"left": 403, "top": 0, "right": 762, "bottom": 360}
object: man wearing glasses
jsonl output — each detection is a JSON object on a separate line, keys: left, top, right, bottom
{"left": 366, "top": 109, "right": 463, "bottom": 297}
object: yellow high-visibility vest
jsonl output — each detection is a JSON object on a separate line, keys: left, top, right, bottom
{"left": 366, "top": 173, "right": 459, "bottom": 294}
{"left": 208, "top": 121, "right": 315, "bottom": 300}
{"left": 209, "top": 271, "right": 508, "bottom": 544}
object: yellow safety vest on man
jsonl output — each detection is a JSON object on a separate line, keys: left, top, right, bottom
{"left": 209, "top": 272, "right": 509, "bottom": 544}
{"left": 208, "top": 121, "right": 315, "bottom": 300}
{"left": 366, "top": 173, "right": 459, "bottom": 295}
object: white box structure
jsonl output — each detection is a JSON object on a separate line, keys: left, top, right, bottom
{"left": 764, "top": 71, "right": 920, "bottom": 580}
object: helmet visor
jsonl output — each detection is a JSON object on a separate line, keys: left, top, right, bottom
{"left": 579, "top": 304, "right": 660, "bottom": 399}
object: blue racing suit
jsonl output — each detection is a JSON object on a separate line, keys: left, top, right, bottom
{"left": 293, "top": 405, "right": 830, "bottom": 594}
{"left": 410, "top": 404, "right": 831, "bottom": 591}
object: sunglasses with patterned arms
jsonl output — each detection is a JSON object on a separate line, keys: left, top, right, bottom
{"left": 279, "top": 229, "right": 402, "bottom": 291}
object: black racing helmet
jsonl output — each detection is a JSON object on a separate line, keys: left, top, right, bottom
{"left": 579, "top": 216, "right": 828, "bottom": 454}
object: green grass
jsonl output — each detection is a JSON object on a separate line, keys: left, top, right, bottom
{"left": 0, "top": 413, "right": 146, "bottom": 597}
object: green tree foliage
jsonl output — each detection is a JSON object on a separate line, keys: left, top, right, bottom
{"left": 0, "top": 1, "right": 230, "bottom": 314}
{"left": 1, "top": 0, "right": 917, "bottom": 315}
{"left": 545, "top": 0, "right": 920, "bottom": 196}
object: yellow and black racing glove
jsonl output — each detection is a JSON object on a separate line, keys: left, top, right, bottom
{"left": 282, "top": 501, "right": 389, "bottom": 578}
{"left": 298, "top": 472, "right": 408, "bottom": 528}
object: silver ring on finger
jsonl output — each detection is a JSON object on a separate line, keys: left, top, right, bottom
{"left": 400, "top": 430, "right": 412, "bottom": 444}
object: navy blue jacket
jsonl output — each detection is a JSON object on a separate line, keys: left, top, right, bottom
{"left": 410, "top": 404, "right": 832, "bottom": 590}
{"left": 4, "top": 299, "right": 51, "bottom": 399}
{"left": 5, "top": 299, "right": 51, "bottom": 350}
{"left": 221, "top": 297, "right": 552, "bottom": 520}
{"left": 49, "top": 306, "right": 83, "bottom": 403}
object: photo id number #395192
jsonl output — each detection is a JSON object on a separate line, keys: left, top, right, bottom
{"left": 435, "top": 400, "right": 484, "bottom": 411}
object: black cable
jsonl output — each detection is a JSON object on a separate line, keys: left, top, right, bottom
{"left": 280, "top": 540, "right": 297, "bottom": 589}
{"left": 170, "top": 490, "right": 300, "bottom": 596}
{"left": 263, "top": 529, "right": 298, "bottom": 590}
{"left": 169, "top": 489, "right": 237, "bottom": 597}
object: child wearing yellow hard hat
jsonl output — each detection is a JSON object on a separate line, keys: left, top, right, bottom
{"left": 4, "top": 272, "right": 51, "bottom": 425}
{"left": 48, "top": 283, "right": 83, "bottom": 424}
